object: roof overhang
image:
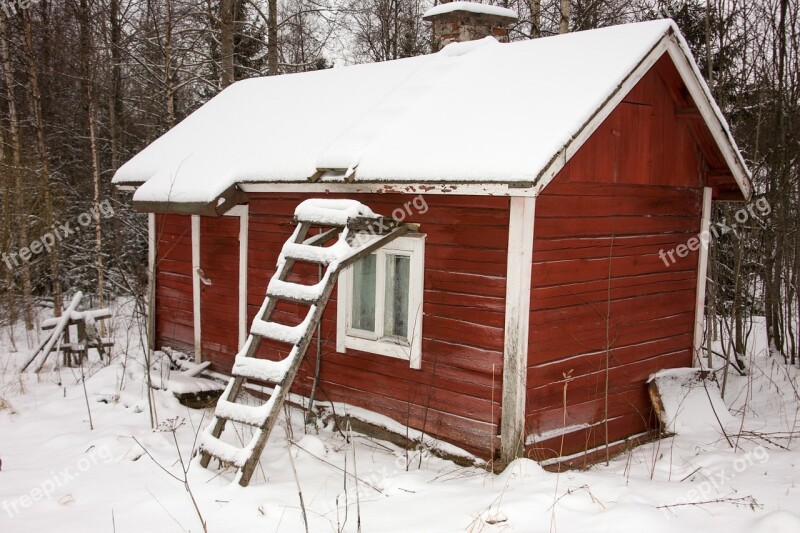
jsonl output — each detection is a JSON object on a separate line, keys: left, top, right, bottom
{"left": 531, "top": 28, "right": 752, "bottom": 202}
{"left": 131, "top": 184, "right": 249, "bottom": 216}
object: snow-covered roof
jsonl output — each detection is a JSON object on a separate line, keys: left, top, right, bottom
{"left": 113, "top": 19, "right": 751, "bottom": 209}
{"left": 422, "top": 1, "right": 518, "bottom": 21}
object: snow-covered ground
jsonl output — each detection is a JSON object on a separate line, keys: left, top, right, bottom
{"left": 1, "top": 300, "right": 798, "bottom": 532}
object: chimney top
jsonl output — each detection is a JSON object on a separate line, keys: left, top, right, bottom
{"left": 423, "top": 1, "right": 518, "bottom": 52}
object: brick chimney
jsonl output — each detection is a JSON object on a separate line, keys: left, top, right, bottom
{"left": 423, "top": 1, "right": 519, "bottom": 52}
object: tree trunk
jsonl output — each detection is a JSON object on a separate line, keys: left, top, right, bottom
{"left": 165, "top": 0, "right": 175, "bottom": 126}
{"left": 705, "top": 0, "right": 713, "bottom": 86}
{"left": 529, "top": 0, "right": 541, "bottom": 38}
{"left": 268, "top": 0, "right": 278, "bottom": 75}
{"left": 220, "top": 0, "right": 235, "bottom": 86}
{"left": 0, "top": 90, "right": 16, "bottom": 326}
{"left": 1, "top": 13, "right": 34, "bottom": 329}
{"left": 78, "top": 0, "right": 105, "bottom": 313}
{"left": 559, "top": 0, "right": 570, "bottom": 34}
{"left": 108, "top": 0, "right": 122, "bottom": 171}
{"left": 22, "top": 9, "right": 61, "bottom": 315}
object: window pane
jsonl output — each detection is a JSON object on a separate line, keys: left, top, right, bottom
{"left": 384, "top": 254, "right": 410, "bottom": 339}
{"left": 351, "top": 255, "right": 376, "bottom": 332}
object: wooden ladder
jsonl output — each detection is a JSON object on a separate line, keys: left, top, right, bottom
{"left": 198, "top": 200, "right": 415, "bottom": 486}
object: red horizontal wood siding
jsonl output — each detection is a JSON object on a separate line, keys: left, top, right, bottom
{"left": 244, "top": 193, "right": 509, "bottom": 458}
{"left": 154, "top": 214, "right": 194, "bottom": 353}
{"left": 525, "top": 67, "right": 707, "bottom": 461}
{"left": 199, "top": 216, "right": 240, "bottom": 373}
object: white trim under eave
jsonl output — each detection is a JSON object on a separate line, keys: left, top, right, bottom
{"left": 693, "top": 187, "right": 713, "bottom": 366}
{"left": 240, "top": 182, "right": 536, "bottom": 197}
{"left": 191, "top": 215, "right": 202, "bottom": 364}
{"left": 500, "top": 196, "right": 535, "bottom": 464}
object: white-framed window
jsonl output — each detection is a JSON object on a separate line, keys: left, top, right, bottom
{"left": 336, "top": 234, "right": 425, "bottom": 369}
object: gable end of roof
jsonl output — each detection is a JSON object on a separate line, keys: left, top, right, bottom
{"left": 532, "top": 26, "right": 752, "bottom": 201}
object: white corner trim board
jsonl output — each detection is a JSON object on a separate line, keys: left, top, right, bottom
{"left": 693, "top": 187, "right": 713, "bottom": 365}
{"left": 147, "top": 213, "right": 156, "bottom": 351}
{"left": 191, "top": 215, "right": 202, "bottom": 363}
{"left": 225, "top": 205, "right": 249, "bottom": 351}
{"left": 500, "top": 196, "right": 535, "bottom": 462}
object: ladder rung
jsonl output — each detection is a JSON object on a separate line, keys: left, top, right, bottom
{"left": 294, "top": 199, "right": 374, "bottom": 226}
{"left": 215, "top": 398, "right": 275, "bottom": 427}
{"left": 199, "top": 430, "right": 253, "bottom": 468}
{"left": 232, "top": 352, "right": 295, "bottom": 383}
{"left": 280, "top": 242, "right": 349, "bottom": 265}
{"left": 266, "top": 278, "right": 326, "bottom": 304}
{"left": 250, "top": 317, "right": 309, "bottom": 345}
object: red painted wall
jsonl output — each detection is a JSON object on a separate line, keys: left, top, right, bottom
{"left": 199, "top": 216, "right": 241, "bottom": 372}
{"left": 152, "top": 62, "right": 721, "bottom": 465}
{"left": 242, "top": 193, "right": 509, "bottom": 457}
{"left": 154, "top": 214, "right": 194, "bottom": 353}
{"left": 524, "top": 67, "right": 706, "bottom": 461}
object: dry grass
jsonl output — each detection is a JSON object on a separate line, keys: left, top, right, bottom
{"left": 0, "top": 394, "right": 15, "bottom": 414}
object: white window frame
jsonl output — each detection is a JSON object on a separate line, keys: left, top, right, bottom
{"left": 336, "top": 234, "right": 425, "bottom": 369}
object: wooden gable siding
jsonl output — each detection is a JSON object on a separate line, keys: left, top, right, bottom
{"left": 154, "top": 214, "right": 194, "bottom": 353}
{"left": 245, "top": 193, "right": 509, "bottom": 458}
{"left": 524, "top": 67, "right": 706, "bottom": 462}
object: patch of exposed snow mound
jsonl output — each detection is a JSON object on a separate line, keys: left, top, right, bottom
{"left": 294, "top": 435, "right": 328, "bottom": 459}
{"left": 649, "top": 368, "right": 736, "bottom": 435}
{"left": 750, "top": 510, "right": 800, "bottom": 533}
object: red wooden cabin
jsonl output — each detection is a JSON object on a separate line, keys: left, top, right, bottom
{"left": 114, "top": 12, "right": 750, "bottom": 467}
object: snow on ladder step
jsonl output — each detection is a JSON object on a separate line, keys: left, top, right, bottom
{"left": 280, "top": 241, "right": 352, "bottom": 265}
{"left": 266, "top": 277, "right": 327, "bottom": 304}
{"left": 232, "top": 349, "right": 298, "bottom": 383}
{"left": 215, "top": 396, "right": 278, "bottom": 427}
{"left": 294, "top": 198, "right": 376, "bottom": 226}
{"left": 250, "top": 312, "right": 313, "bottom": 345}
{"left": 199, "top": 431, "right": 255, "bottom": 468}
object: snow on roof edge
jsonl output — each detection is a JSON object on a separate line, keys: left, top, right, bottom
{"left": 114, "top": 19, "right": 751, "bottom": 205}
{"left": 422, "top": 1, "right": 518, "bottom": 21}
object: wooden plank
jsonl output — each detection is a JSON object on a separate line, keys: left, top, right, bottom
{"left": 501, "top": 196, "right": 535, "bottom": 463}
{"left": 527, "top": 350, "right": 691, "bottom": 412}
{"left": 693, "top": 187, "right": 712, "bottom": 363}
{"left": 535, "top": 215, "right": 700, "bottom": 239}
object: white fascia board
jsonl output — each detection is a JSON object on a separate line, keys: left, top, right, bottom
{"left": 664, "top": 38, "right": 752, "bottom": 200}
{"left": 240, "top": 182, "right": 536, "bottom": 197}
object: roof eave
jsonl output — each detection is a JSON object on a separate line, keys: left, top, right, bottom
{"left": 662, "top": 34, "right": 752, "bottom": 201}
{"left": 532, "top": 30, "right": 752, "bottom": 202}
{"left": 132, "top": 184, "right": 249, "bottom": 216}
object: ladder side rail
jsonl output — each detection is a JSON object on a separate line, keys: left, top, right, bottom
{"left": 199, "top": 223, "right": 311, "bottom": 466}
